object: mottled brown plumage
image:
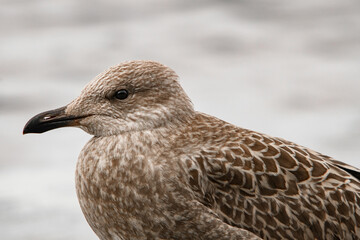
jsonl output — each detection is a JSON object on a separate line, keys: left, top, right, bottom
{"left": 24, "top": 61, "right": 360, "bottom": 240}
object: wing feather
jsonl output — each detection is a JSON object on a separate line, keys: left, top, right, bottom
{"left": 183, "top": 113, "right": 360, "bottom": 239}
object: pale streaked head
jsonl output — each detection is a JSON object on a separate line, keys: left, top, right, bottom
{"left": 23, "top": 60, "right": 195, "bottom": 136}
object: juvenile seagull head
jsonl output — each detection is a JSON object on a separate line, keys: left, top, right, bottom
{"left": 23, "top": 61, "right": 194, "bottom": 136}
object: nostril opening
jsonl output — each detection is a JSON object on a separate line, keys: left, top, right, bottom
{"left": 43, "top": 115, "right": 54, "bottom": 120}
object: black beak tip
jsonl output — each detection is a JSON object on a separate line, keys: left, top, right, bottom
{"left": 23, "top": 114, "right": 44, "bottom": 134}
{"left": 23, "top": 127, "right": 29, "bottom": 135}
{"left": 22, "top": 106, "right": 69, "bottom": 135}
{"left": 23, "top": 122, "right": 34, "bottom": 135}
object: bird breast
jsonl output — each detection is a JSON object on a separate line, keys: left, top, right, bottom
{"left": 74, "top": 130, "right": 187, "bottom": 239}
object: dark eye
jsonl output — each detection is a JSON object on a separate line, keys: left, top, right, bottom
{"left": 114, "top": 89, "right": 129, "bottom": 100}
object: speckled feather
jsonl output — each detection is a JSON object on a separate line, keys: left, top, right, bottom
{"left": 46, "top": 61, "right": 360, "bottom": 239}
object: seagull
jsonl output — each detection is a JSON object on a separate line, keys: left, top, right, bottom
{"left": 24, "top": 60, "right": 360, "bottom": 240}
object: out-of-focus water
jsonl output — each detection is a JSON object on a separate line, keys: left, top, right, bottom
{"left": 1, "top": 0, "right": 359, "bottom": 239}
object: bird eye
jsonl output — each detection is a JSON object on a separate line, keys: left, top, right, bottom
{"left": 114, "top": 89, "right": 129, "bottom": 100}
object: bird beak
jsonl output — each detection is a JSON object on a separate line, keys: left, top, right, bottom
{"left": 23, "top": 106, "right": 84, "bottom": 134}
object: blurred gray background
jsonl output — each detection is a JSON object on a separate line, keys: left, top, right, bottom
{"left": 1, "top": 0, "right": 359, "bottom": 239}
